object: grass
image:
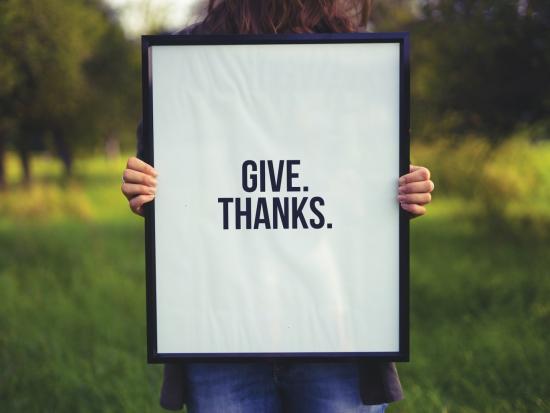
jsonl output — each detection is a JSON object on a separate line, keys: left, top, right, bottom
{"left": 0, "top": 152, "right": 549, "bottom": 412}
{"left": 397, "top": 216, "right": 550, "bottom": 412}
{"left": 0, "top": 153, "right": 164, "bottom": 412}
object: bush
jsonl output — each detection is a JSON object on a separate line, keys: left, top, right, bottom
{"left": 413, "top": 135, "right": 491, "bottom": 198}
{"left": 479, "top": 134, "right": 550, "bottom": 236}
{"left": 412, "top": 131, "right": 550, "bottom": 237}
{"left": 0, "top": 183, "right": 94, "bottom": 221}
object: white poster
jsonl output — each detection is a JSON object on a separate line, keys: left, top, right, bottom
{"left": 143, "top": 34, "right": 409, "bottom": 359}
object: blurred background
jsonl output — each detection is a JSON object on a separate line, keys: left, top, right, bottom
{"left": 0, "top": 0, "right": 549, "bottom": 412}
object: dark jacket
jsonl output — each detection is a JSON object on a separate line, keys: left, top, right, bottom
{"left": 136, "top": 23, "right": 404, "bottom": 411}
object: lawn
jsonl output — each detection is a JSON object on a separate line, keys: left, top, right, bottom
{"left": 0, "top": 153, "right": 548, "bottom": 412}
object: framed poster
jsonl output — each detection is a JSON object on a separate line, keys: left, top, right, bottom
{"left": 141, "top": 32, "right": 409, "bottom": 363}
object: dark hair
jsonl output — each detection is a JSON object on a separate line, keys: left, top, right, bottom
{"left": 197, "top": 0, "right": 373, "bottom": 34}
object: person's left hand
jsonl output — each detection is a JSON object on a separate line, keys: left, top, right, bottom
{"left": 398, "top": 164, "right": 434, "bottom": 218}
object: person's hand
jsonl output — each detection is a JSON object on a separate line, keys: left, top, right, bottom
{"left": 398, "top": 164, "right": 434, "bottom": 218}
{"left": 121, "top": 157, "right": 158, "bottom": 217}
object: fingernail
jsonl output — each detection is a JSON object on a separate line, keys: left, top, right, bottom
{"left": 397, "top": 195, "right": 405, "bottom": 201}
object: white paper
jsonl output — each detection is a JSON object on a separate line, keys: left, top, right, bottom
{"left": 151, "top": 42, "right": 401, "bottom": 354}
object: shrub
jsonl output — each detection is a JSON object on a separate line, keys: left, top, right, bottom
{"left": 0, "top": 183, "right": 94, "bottom": 221}
{"left": 413, "top": 131, "right": 550, "bottom": 237}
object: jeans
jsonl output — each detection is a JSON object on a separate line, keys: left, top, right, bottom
{"left": 184, "top": 361, "right": 389, "bottom": 413}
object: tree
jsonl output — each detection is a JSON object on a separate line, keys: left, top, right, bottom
{"left": 82, "top": 10, "right": 141, "bottom": 159}
{"left": 371, "top": 0, "right": 550, "bottom": 141}
{"left": 0, "top": 0, "right": 140, "bottom": 182}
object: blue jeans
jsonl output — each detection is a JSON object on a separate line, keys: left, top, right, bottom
{"left": 184, "top": 361, "right": 389, "bottom": 413}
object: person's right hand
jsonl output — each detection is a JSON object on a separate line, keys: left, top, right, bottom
{"left": 121, "top": 157, "right": 158, "bottom": 217}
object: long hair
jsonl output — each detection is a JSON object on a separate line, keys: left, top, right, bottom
{"left": 197, "top": 0, "right": 373, "bottom": 34}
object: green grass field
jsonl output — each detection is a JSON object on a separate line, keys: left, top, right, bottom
{"left": 0, "top": 153, "right": 548, "bottom": 412}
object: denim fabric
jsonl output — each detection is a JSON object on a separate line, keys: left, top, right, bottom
{"left": 184, "top": 361, "right": 389, "bottom": 413}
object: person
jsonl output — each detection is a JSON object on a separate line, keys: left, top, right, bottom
{"left": 121, "top": 1, "right": 435, "bottom": 411}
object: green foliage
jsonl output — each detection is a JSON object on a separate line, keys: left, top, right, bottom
{"left": 412, "top": 131, "right": 550, "bottom": 237}
{"left": 0, "top": 183, "right": 93, "bottom": 221}
{"left": 413, "top": 134, "right": 491, "bottom": 198}
{"left": 478, "top": 134, "right": 550, "bottom": 235}
{"left": 0, "top": 152, "right": 164, "bottom": 411}
{"left": 0, "top": 221, "right": 166, "bottom": 412}
{"left": 0, "top": 0, "right": 140, "bottom": 176}
{"left": 393, "top": 214, "right": 550, "bottom": 412}
{"left": 80, "top": 16, "right": 141, "bottom": 152}
{"left": 373, "top": 0, "right": 550, "bottom": 141}
{"left": 0, "top": 0, "right": 102, "bottom": 123}
{"left": 0, "top": 152, "right": 128, "bottom": 221}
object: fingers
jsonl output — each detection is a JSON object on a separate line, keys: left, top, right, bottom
{"left": 400, "top": 203, "right": 426, "bottom": 216}
{"left": 122, "top": 157, "right": 158, "bottom": 207}
{"left": 399, "top": 164, "right": 433, "bottom": 218}
{"left": 399, "top": 180, "right": 435, "bottom": 195}
{"left": 399, "top": 165, "right": 430, "bottom": 185}
{"left": 398, "top": 165, "right": 434, "bottom": 204}
{"left": 123, "top": 168, "right": 157, "bottom": 187}
{"left": 121, "top": 182, "right": 156, "bottom": 200}
{"left": 398, "top": 192, "right": 431, "bottom": 205}
{"left": 129, "top": 194, "right": 155, "bottom": 216}
{"left": 126, "top": 156, "right": 158, "bottom": 177}
{"left": 121, "top": 167, "right": 157, "bottom": 201}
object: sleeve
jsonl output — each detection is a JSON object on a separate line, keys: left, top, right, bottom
{"left": 358, "top": 361, "right": 404, "bottom": 405}
{"left": 159, "top": 363, "right": 187, "bottom": 410}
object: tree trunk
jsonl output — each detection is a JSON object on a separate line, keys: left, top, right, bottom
{"left": 18, "top": 147, "right": 31, "bottom": 186}
{"left": 54, "top": 134, "right": 73, "bottom": 177}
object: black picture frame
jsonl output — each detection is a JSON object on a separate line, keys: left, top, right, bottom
{"left": 141, "top": 32, "right": 410, "bottom": 363}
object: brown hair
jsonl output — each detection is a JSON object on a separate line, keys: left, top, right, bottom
{"left": 198, "top": 0, "right": 373, "bottom": 34}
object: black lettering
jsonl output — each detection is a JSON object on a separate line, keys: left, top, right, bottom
{"left": 217, "top": 197, "right": 233, "bottom": 229}
{"left": 235, "top": 197, "right": 252, "bottom": 229}
{"left": 259, "top": 160, "right": 266, "bottom": 192}
{"left": 242, "top": 160, "right": 257, "bottom": 192}
{"left": 254, "top": 197, "right": 271, "bottom": 229}
{"left": 309, "top": 197, "right": 325, "bottom": 229}
{"left": 287, "top": 160, "right": 300, "bottom": 192}
{"left": 273, "top": 197, "right": 289, "bottom": 229}
{"left": 268, "top": 160, "right": 285, "bottom": 192}
{"left": 292, "top": 197, "right": 308, "bottom": 228}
